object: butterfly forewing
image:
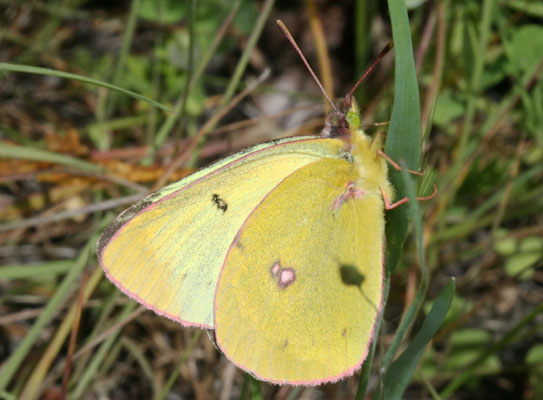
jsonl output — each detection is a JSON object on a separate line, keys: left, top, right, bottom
{"left": 98, "top": 137, "right": 345, "bottom": 328}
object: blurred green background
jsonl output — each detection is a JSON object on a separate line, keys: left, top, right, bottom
{"left": 0, "top": 0, "right": 541, "bottom": 399}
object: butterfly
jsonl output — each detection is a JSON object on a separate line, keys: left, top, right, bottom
{"left": 97, "top": 22, "right": 426, "bottom": 385}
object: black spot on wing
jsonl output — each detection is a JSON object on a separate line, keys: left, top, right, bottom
{"left": 339, "top": 264, "right": 365, "bottom": 288}
{"left": 339, "top": 263, "right": 380, "bottom": 312}
{"left": 212, "top": 193, "right": 228, "bottom": 213}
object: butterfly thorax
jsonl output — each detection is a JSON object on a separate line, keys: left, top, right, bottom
{"left": 349, "top": 130, "right": 393, "bottom": 201}
{"left": 322, "top": 99, "right": 394, "bottom": 203}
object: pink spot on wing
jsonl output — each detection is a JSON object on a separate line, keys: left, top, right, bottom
{"left": 280, "top": 269, "right": 295, "bottom": 286}
{"left": 333, "top": 181, "right": 364, "bottom": 210}
{"left": 269, "top": 261, "right": 296, "bottom": 289}
{"left": 270, "top": 262, "right": 280, "bottom": 277}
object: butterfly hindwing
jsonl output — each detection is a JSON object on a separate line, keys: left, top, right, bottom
{"left": 214, "top": 156, "right": 385, "bottom": 384}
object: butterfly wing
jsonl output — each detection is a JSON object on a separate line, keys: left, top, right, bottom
{"left": 214, "top": 157, "right": 385, "bottom": 384}
{"left": 97, "top": 137, "right": 344, "bottom": 328}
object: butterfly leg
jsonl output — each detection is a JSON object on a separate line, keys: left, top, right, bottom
{"left": 380, "top": 185, "right": 437, "bottom": 210}
{"left": 377, "top": 150, "right": 424, "bottom": 176}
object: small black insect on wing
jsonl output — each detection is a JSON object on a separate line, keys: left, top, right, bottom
{"left": 211, "top": 193, "right": 228, "bottom": 213}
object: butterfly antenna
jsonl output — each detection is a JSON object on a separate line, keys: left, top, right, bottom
{"left": 276, "top": 20, "right": 337, "bottom": 113}
{"left": 345, "top": 42, "right": 393, "bottom": 105}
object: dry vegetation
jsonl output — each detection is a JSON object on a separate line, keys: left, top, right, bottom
{"left": 0, "top": 0, "right": 541, "bottom": 399}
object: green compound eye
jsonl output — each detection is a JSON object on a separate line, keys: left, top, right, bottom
{"left": 346, "top": 110, "right": 360, "bottom": 130}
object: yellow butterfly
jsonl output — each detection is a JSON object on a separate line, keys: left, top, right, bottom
{"left": 97, "top": 24, "right": 417, "bottom": 385}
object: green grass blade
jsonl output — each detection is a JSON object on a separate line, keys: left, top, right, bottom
{"left": 383, "top": 278, "right": 455, "bottom": 400}
{"left": 439, "top": 304, "right": 543, "bottom": 398}
{"left": 0, "top": 143, "right": 102, "bottom": 172}
{"left": 218, "top": 0, "right": 275, "bottom": 109}
{"left": 19, "top": 266, "right": 104, "bottom": 399}
{"left": 121, "top": 337, "right": 157, "bottom": 397}
{"left": 384, "top": 0, "right": 422, "bottom": 271}
{"left": 0, "top": 390, "right": 17, "bottom": 400}
{"left": 382, "top": 168, "right": 430, "bottom": 368}
{"left": 456, "top": 0, "right": 493, "bottom": 164}
{"left": 432, "top": 166, "right": 540, "bottom": 243}
{"left": 239, "top": 374, "right": 263, "bottom": 400}
{"left": 151, "top": 0, "right": 272, "bottom": 163}
{"left": 355, "top": 290, "right": 386, "bottom": 400}
{"left": 354, "top": 0, "right": 376, "bottom": 76}
{"left": 71, "top": 302, "right": 138, "bottom": 398}
{"left": 104, "top": 0, "right": 140, "bottom": 116}
{"left": 151, "top": 0, "right": 241, "bottom": 152}
{"left": 0, "top": 238, "right": 93, "bottom": 393}
{"left": 248, "top": 375, "right": 263, "bottom": 400}
{"left": 506, "top": 0, "right": 543, "bottom": 17}
{"left": 357, "top": 0, "right": 421, "bottom": 397}
{"left": 0, "top": 260, "right": 73, "bottom": 280}
{"left": 0, "top": 62, "right": 171, "bottom": 113}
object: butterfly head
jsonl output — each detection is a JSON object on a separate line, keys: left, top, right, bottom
{"left": 321, "top": 97, "right": 363, "bottom": 143}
